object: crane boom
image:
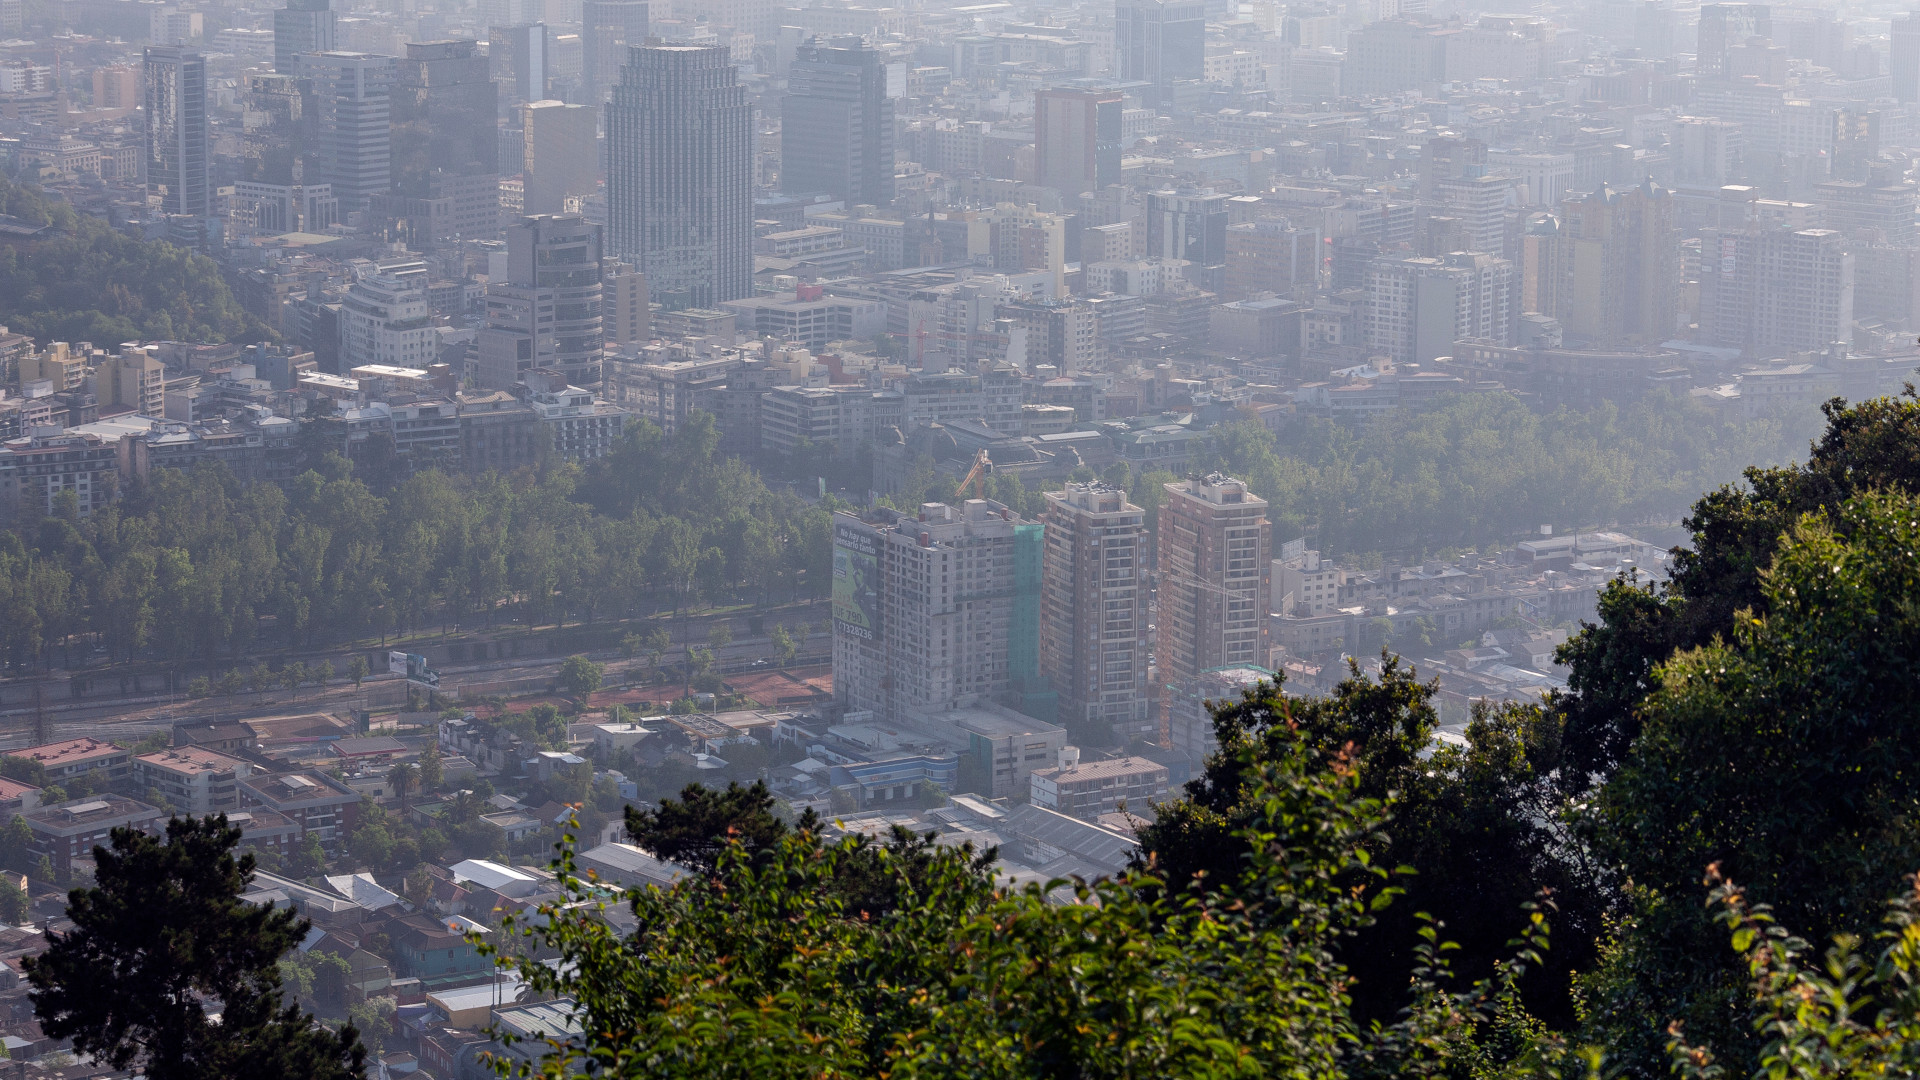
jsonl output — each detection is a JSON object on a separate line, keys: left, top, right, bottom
{"left": 955, "top": 449, "right": 992, "bottom": 501}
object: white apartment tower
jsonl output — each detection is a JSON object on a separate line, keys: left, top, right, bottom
{"left": 832, "top": 501, "right": 1026, "bottom": 723}
{"left": 339, "top": 262, "right": 433, "bottom": 369}
{"left": 1156, "top": 474, "right": 1272, "bottom": 698}
{"left": 1040, "top": 484, "right": 1152, "bottom": 744}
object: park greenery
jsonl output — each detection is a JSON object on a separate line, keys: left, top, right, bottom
{"left": 1198, "top": 388, "right": 1824, "bottom": 559}
{"left": 0, "top": 412, "right": 832, "bottom": 672}
{"left": 0, "top": 175, "right": 270, "bottom": 345}
{"left": 21, "top": 393, "right": 1920, "bottom": 1079}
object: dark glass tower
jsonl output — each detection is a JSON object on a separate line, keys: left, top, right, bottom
{"left": 780, "top": 37, "right": 893, "bottom": 206}
{"left": 144, "top": 45, "right": 210, "bottom": 219}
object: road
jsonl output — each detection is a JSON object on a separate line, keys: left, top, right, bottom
{"left": 0, "top": 633, "right": 831, "bottom": 751}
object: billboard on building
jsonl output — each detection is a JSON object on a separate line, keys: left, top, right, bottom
{"left": 832, "top": 520, "right": 882, "bottom": 641}
{"left": 387, "top": 650, "right": 439, "bottom": 687}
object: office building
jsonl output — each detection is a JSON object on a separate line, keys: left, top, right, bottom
{"left": 1040, "top": 483, "right": 1151, "bottom": 744}
{"left": 144, "top": 46, "right": 210, "bottom": 220}
{"left": 606, "top": 44, "right": 752, "bottom": 308}
{"left": 581, "top": 0, "right": 649, "bottom": 105}
{"left": 478, "top": 214, "right": 605, "bottom": 389}
{"left": 782, "top": 38, "right": 893, "bottom": 207}
{"left": 1155, "top": 474, "right": 1272, "bottom": 703}
{"left": 1115, "top": 0, "right": 1204, "bottom": 103}
{"left": 490, "top": 23, "right": 547, "bottom": 105}
{"left": 1144, "top": 189, "right": 1229, "bottom": 294}
{"left": 1812, "top": 180, "right": 1920, "bottom": 246}
{"left": 1034, "top": 87, "right": 1122, "bottom": 198}
{"left": 385, "top": 40, "right": 499, "bottom": 246}
{"left": 298, "top": 51, "right": 394, "bottom": 210}
{"left": 273, "top": 0, "right": 334, "bottom": 73}
{"left": 1697, "top": 3, "right": 1771, "bottom": 79}
{"left": 340, "top": 262, "right": 434, "bottom": 369}
{"left": 1343, "top": 19, "right": 1453, "bottom": 96}
{"left": 1556, "top": 180, "right": 1677, "bottom": 347}
{"left": 831, "top": 501, "right": 1033, "bottom": 723}
{"left": 1698, "top": 226, "right": 1853, "bottom": 356}
{"left": 240, "top": 72, "right": 307, "bottom": 186}
{"left": 521, "top": 100, "right": 598, "bottom": 215}
{"left": 1895, "top": 13, "right": 1920, "bottom": 103}
{"left": 1224, "top": 218, "right": 1319, "bottom": 300}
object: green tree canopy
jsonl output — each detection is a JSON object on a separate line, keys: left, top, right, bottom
{"left": 24, "top": 815, "right": 364, "bottom": 1080}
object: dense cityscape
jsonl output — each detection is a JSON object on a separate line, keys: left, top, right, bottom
{"left": 0, "top": 0, "right": 1916, "bottom": 1073}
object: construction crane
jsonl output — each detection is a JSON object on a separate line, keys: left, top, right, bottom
{"left": 955, "top": 449, "right": 992, "bottom": 501}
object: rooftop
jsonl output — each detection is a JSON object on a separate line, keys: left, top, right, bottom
{"left": 8, "top": 738, "right": 127, "bottom": 769}
{"left": 136, "top": 746, "right": 248, "bottom": 774}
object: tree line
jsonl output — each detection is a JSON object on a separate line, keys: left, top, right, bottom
{"left": 1198, "top": 387, "right": 1825, "bottom": 559}
{"left": 0, "top": 412, "right": 833, "bottom": 671}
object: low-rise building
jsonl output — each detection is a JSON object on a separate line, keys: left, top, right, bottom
{"left": 228, "top": 807, "right": 304, "bottom": 855}
{"left": 6, "top": 738, "right": 132, "bottom": 787}
{"left": 239, "top": 770, "right": 362, "bottom": 846}
{"left": 133, "top": 746, "right": 254, "bottom": 816}
{"left": 1028, "top": 752, "right": 1169, "bottom": 822}
{"left": 26, "top": 796, "right": 164, "bottom": 875}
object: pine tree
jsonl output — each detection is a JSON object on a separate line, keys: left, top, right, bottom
{"left": 24, "top": 816, "right": 365, "bottom": 1080}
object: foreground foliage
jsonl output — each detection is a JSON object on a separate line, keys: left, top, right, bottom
{"left": 23, "top": 816, "right": 363, "bottom": 1080}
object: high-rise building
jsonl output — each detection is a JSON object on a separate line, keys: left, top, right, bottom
{"left": 521, "top": 100, "right": 598, "bottom": 215}
{"left": 273, "top": 0, "right": 333, "bottom": 73}
{"left": 1343, "top": 19, "right": 1452, "bottom": 96}
{"left": 606, "top": 44, "right": 752, "bottom": 309}
{"left": 1155, "top": 475, "right": 1272, "bottom": 708}
{"left": 1145, "top": 188, "right": 1230, "bottom": 293}
{"left": 1224, "top": 218, "right": 1319, "bottom": 300}
{"left": 1556, "top": 180, "right": 1677, "bottom": 346}
{"left": 1697, "top": 3, "right": 1771, "bottom": 78}
{"left": 241, "top": 71, "right": 305, "bottom": 185}
{"left": 340, "top": 262, "right": 434, "bottom": 369}
{"left": 1672, "top": 117, "right": 1744, "bottom": 187}
{"left": 1040, "top": 483, "right": 1151, "bottom": 744}
{"left": 1431, "top": 171, "right": 1514, "bottom": 255}
{"left": 831, "top": 501, "right": 1030, "bottom": 723}
{"left": 1698, "top": 226, "right": 1853, "bottom": 356}
{"left": 490, "top": 23, "right": 548, "bottom": 105}
{"left": 1034, "top": 87, "right": 1123, "bottom": 198}
{"left": 477, "top": 214, "right": 605, "bottom": 389}
{"left": 144, "top": 46, "right": 210, "bottom": 220}
{"left": 1812, "top": 180, "right": 1919, "bottom": 245}
{"left": 1365, "top": 251, "right": 1516, "bottom": 361}
{"left": 1519, "top": 213, "right": 1561, "bottom": 316}
{"left": 297, "top": 51, "right": 394, "bottom": 210}
{"left": 781, "top": 38, "right": 894, "bottom": 207}
{"left": 93, "top": 65, "right": 140, "bottom": 108}
{"left": 385, "top": 40, "right": 499, "bottom": 246}
{"left": 581, "top": 0, "right": 649, "bottom": 105}
{"left": 1115, "top": 0, "right": 1204, "bottom": 103}
{"left": 1894, "top": 13, "right": 1920, "bottom": 103}
{"left": 602, "top": 259, "right": 650, "bottom": 346}
{"left": 1419, "top": 135, "right": 1487, "bottom": 200}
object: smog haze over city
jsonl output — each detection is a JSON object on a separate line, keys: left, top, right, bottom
{"left": 0, "top": 0, "right": 1914, "bottom": 1074}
